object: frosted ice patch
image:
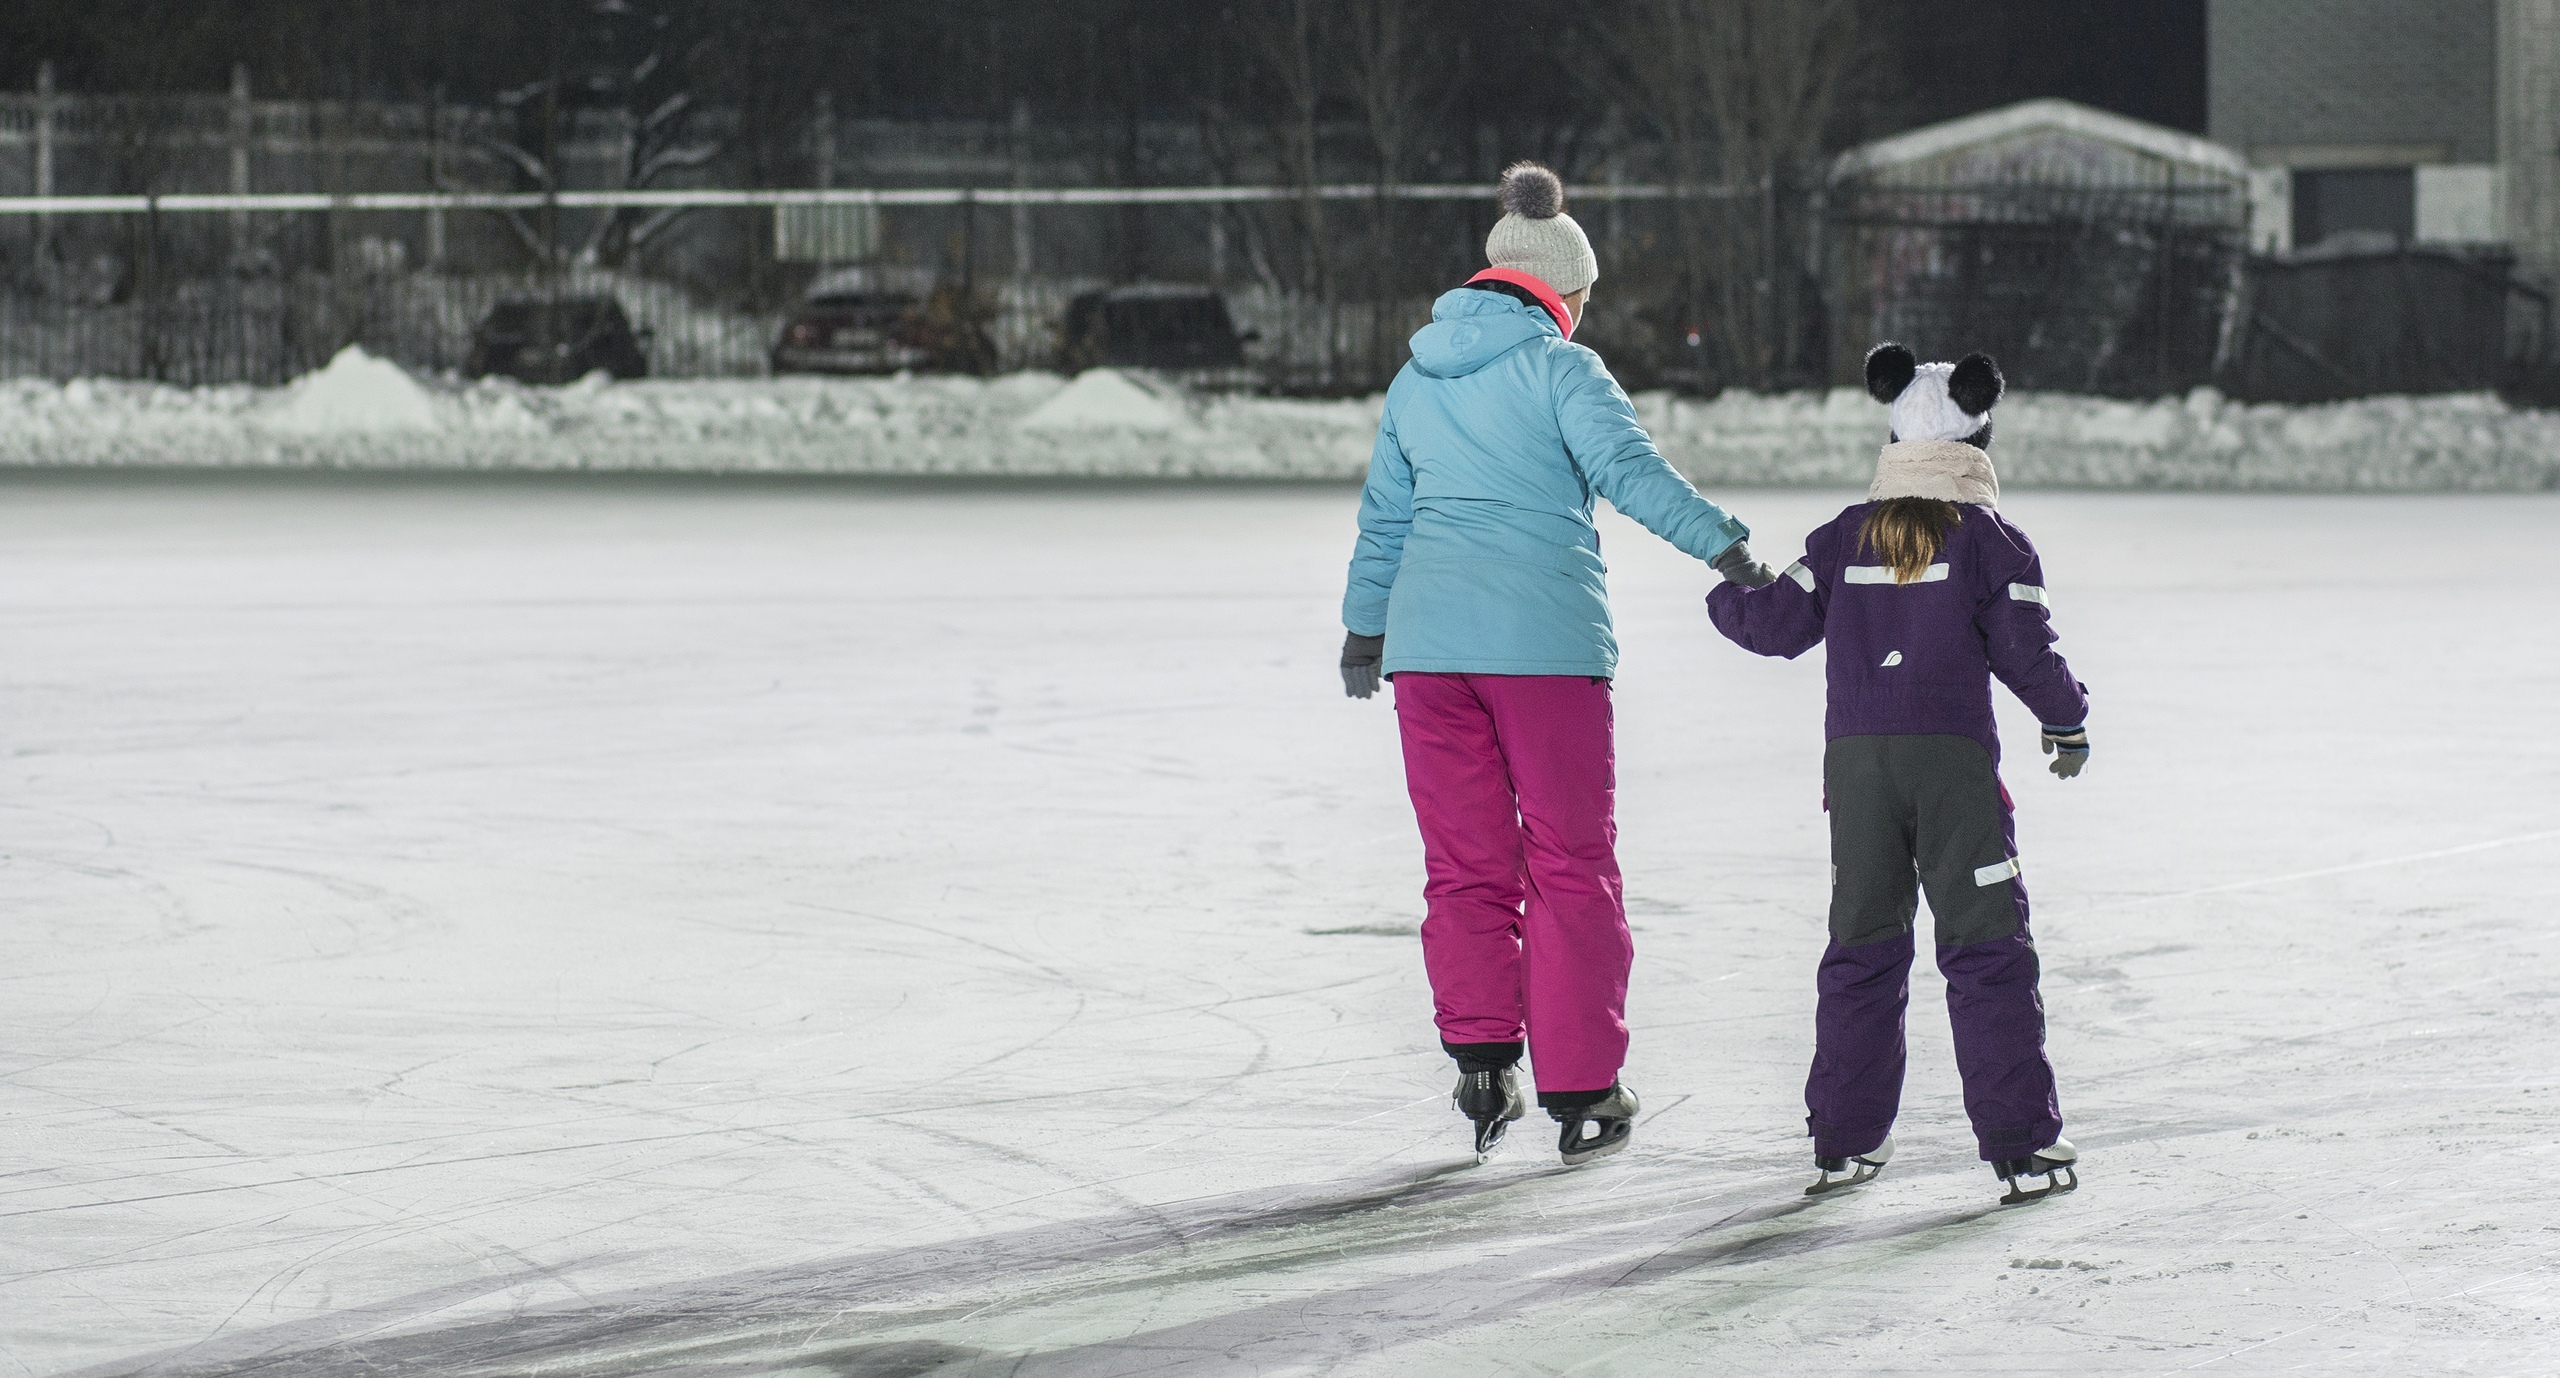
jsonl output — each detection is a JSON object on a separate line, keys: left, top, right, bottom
{"left": 1016, "top": 368, "right": 1193, "bottom": 434}
{"left": 269, "top": 345, "right": 443, "bottom": 433}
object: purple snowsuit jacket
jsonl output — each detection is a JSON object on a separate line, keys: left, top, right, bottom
{"left": 1705, "top": 503, "right": 2087, "bottom": 761}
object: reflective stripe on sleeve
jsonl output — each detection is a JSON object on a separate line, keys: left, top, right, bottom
{"left": 1843, "top": 563, "right": 1950, "bottom": 584}
{"left": 2008, "top": 582, "right": 2050, "bottom": 606}
{"left": 1783, "top": 561, "right": 1815, "bottom": 592}
{"left": 1973, "top": 857, "right": 2023, "bottom": 887}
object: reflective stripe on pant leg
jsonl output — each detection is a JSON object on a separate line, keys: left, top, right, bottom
{"left": 1480, "top": 674, "right": 1628, "bottom": 1098}
{"left": 1394, "top": 673, "right": 1528, "bottom": 1048}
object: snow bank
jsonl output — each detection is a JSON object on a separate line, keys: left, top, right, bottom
{"left": 0, "top": 365, "right": 1372, "bottom": 479}
{"left": 2, "top": 360, "right": 2555, "bottom": 490}
{"left": 1635, "top": 387, "right": 2560, "bottom": 492}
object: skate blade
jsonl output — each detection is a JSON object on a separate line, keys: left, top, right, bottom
{"left": 1999, "top": 1164, "right": 2079, "bottom": 1205}
{"left": 1804, "top": 1162, "right": 1883, "bottom": 1197}
{"left": 1472, "top": 1119, "right": 1510, "bottom": 1158}
{"left": 1558, "top": 1125, "right": 1632, "bottom": 1166}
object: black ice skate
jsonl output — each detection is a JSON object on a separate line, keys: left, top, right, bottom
{"left": 1805, "top": 1134, "right": 1895, "bottom": 1196}
{"left": 1453, "top": 1066, "right": 1527, "bottom": 1157}
{"left": 1550, "top": 1085, "right": 1639, "bottom": 1165}
{"left": 1993, "top": 1137, "right": 2079, "bottom": 1204}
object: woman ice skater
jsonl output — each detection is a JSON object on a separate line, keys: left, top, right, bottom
{"left": 1338, "top": 161, "right": 1774, "bottom": 1165}
{"left": 1706, "top": 343, "right": 2090, "bottom": 1204}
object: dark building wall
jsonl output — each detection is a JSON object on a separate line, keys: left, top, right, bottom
{"left": 2209, "top": 0, "right": 2496, "bottom": 161}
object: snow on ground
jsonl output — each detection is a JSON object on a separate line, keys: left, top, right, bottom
{"left": 3, "top": 476, "right": 2557, "bottom": 1377}
{"left": 4, "top": 349, "right": 2559, "bottom": 489}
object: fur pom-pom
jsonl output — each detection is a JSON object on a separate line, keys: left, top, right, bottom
{"left": 1497, "top": 162, "right": 1565, "bottom": 219}
{"left": 1949, "top": 352, "right": 2004, "bottom": 415}
{"left": 1865, "top": 342, "right": 1917, "bottom": 403}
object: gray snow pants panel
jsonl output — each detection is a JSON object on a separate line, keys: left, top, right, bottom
{"left": 1824, "top": 734, "right": 2023, "bottom": 949}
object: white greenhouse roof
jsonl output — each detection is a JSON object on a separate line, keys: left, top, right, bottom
{"left": 1833, "top": 98, "right": 2248, "bottom": 182}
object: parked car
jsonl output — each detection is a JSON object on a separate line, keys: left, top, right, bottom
{"left": 1060, "top": 284, "right": 1257, "bottom": 384}
{"left": 464, "top": 296, "right": 650, "bottom": 384}
{"left": 771, "top": 267, "right": 939, "bottom": 375}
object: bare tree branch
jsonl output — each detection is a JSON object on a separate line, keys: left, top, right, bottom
{"left": 1596, "top": 0, "right": 1867, "bottom": 388}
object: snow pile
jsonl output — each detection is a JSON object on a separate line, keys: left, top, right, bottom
{"left": 1015, "top": 368, "right": 1195, "bottom": 434}
{"left": 1, "top": 364, "right": 2555, "bottom": 489}
{"left": 267, "top": 346, "right": 445, "bottom": 433}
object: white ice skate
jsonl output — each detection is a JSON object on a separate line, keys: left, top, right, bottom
{"left": 1805, "top": 1135, "right": 1894, "bottom": 1196}
{"left": 1993, "top": 1137, "right": 2079, "bottom": 1204}
{"left": 1552, "top": 1084, "right": 1638, "bottom": 1165}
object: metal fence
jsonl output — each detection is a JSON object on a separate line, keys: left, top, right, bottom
{"left": 40, "top": 175, "right": 2547, "bottom": 402}
{"left": 1826, "top": 180, "right": 2249, "bottom": 399}
{"left": 0, "top": 266, "right": 779, "bottom": 385}
{"left": 0, "top": 182, "right": 1703, "bottom": 391}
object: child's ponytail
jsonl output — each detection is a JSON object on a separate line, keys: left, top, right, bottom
{"left": 1857, "top": 498, "right": 1963, "bottom": 584}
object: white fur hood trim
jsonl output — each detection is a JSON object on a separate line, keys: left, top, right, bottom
{"left": 1870, "top": 439, "right": 1999, "bottom": 507}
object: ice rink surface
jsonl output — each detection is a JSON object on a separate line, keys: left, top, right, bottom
{"left": 3, "top": 473, "right": 2556, "bottom": 1376}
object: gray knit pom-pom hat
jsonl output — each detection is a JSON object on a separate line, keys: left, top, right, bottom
{"left": 1484, "top": 162, "right": 1599, "bottom": 296}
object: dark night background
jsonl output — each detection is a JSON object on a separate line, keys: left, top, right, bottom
{"left": 0, "top": 1, "right": 2207, "bottom": 138}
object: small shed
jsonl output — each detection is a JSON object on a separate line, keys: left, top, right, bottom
{"left": 1827, "top": 99, "right": 2251, "bottom": 397}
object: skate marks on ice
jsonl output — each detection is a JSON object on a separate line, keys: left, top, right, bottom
{"left": 2050, "top": 825, "right": 2560, "bottom": 919}
{"left": 12, "top": 487, "right": 2560, "bottom": 1375}
{"left": 44, "top": 1162, "right": 1506, "bottom": 1376}
{"left": 57, "top": 1157, "right": 2019, "bottom": 1378}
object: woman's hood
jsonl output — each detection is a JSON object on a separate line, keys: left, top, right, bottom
{"left": 1407, "top": 289, "right": 1557, "bottom": 379}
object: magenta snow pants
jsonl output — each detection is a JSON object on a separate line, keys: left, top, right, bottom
{"left": 1394, "top": 672, "right": 1631, "bottom": 1100}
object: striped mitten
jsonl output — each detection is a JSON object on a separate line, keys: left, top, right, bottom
{"left": 2040, "top": 724, "right": 2090, "bottom": 779}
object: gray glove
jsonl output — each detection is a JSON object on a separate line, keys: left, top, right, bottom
{"left": 1341, "top": 632, "right": 1384, "bottom": 699}
{"left": 1711, "top": 539, "right": 1778, "bottom": 588}
{"left": 2041, "top": 724, "right": 2089, "bottom": 779}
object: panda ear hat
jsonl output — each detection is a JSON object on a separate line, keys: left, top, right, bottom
{"left": 1864, "top": 341, "right": 2002, "bottom": 449}
{"left": 1865, "top": 341, "right": 2003, "bottom": 507}
{"left": 1865, "top": 342, "right": 1918, "bottom": 403}
{"left": 1947, "top": 352, "right": 2003, "bottom": 417}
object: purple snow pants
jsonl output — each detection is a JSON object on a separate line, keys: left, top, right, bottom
{"left": 1393, "top": 672, "right": 1630, "bottom": 1099}
{"left": 1810, "top": 734, "right": 2063, "bottom": 1162}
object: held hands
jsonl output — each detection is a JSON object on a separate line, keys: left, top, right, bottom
{"left": 1341, "top": 631, "right": 1385, "bottom": 700}
{"left": 2041, "top": 724, "right": 2090, "bottom": 779}
{"left": 1711, "top": 539, "right": 1778, "bottom": 588}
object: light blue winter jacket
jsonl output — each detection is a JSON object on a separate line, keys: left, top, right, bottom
{"left": 1341, "top": 287, "right": 1750, "bottom": 678}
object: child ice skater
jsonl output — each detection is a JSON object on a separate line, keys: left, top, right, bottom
{"left": 1706, "top": 343, "right": 2090, "bottom": 1204}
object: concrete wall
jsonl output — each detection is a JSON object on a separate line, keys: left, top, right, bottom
{"left": 2212, "top": 0, "right": 2511, "bottom": 253}
{"left": 2501, "top": 0, "right": 2560, "bottom": 285}
{"left": 2211, "top": 0, "right": 2497, "bottom": 165}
